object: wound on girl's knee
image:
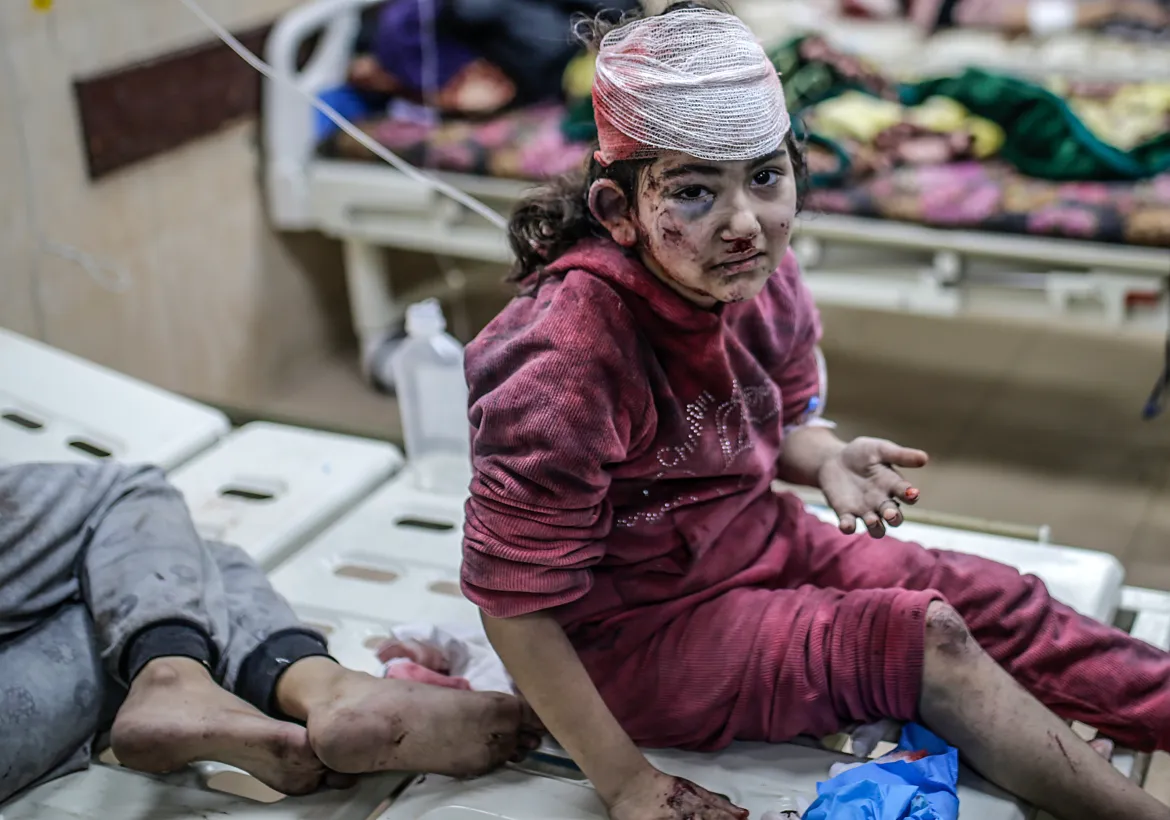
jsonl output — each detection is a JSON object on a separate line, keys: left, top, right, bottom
{"left": 925, "top": 601, "right": 971, "bottom": 657}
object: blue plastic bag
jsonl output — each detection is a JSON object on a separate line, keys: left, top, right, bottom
{"left": 803, "top": 724, "right": 959, "bottom": 820}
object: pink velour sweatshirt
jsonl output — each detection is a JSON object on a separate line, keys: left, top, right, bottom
{"left": 461, "top": 238, "right": 821, "bottom": 628}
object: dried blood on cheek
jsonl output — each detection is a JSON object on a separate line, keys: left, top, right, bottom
{"left": 635, "top": 195, "right": 714, "bottom": 296}
{"left": 640, "top": 174, "right": 699, "bottom": 255}
{"left": 653, "top": 209, "right": 698, "bottom": 257}
{"left": 774, "top": 220, "right": 792, "bottom": 246}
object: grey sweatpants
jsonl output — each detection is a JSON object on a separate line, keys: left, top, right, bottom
{"left": 0, "top": 462, "right": 308, "bottom": 804}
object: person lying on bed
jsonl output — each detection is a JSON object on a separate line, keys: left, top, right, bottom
{"left": 908, "top": 0, "right": 1168, "bottom": 38}
{"left": 0, "top": 461, "right": 541, "bottom": 806}
{"left": 460, "top": 4, "right": 1170, "bottom": 819}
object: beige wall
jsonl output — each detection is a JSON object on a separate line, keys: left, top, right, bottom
{"left": 0, "top": 0, "right": 346, "bottom": 405}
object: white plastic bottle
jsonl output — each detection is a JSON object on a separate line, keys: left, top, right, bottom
{"left": 391, "top": 299, "right": 472, "bottom": 495}
{"left": 760, "top": 794, "right": 803, "bottom": 819}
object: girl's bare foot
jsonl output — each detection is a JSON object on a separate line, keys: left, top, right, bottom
{"left": 110, "top": 658, "right": 326, "bottom": 796}
{"left": 276, "top": 657, "right": 542, "bottom": 777}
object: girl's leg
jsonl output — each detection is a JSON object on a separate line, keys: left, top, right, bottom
{"left": 579, "top": 584, "right": 939, "bottom": 752}
{"left": 920, "top": 599, "right": 1167, "bottom": 820}
{"left": 581, "top": 583, "right": 1168, "bottom": 820}
{"left": 786, "top": 500, "right": 1170, "bottom": 752}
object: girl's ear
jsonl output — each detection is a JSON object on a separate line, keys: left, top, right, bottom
{"left": 588, "top": 179, "right": 638, "bottom": 248}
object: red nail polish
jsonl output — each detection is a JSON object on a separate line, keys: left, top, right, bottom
{"left": 905, "top": 488, "right": 919, "bottom": 500}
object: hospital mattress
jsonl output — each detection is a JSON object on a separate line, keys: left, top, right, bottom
{"left": 324, "top": 107, "right": 1170, "bottom": 250}
{"left": 0, "top": 329, "right": 229, "bottom": 469}
{"left": 2, "top": 758, "right": 408, "bottom": 820}
{"left": 377, "top": 741, "right": 1028, "bottom": 820}
{"left": 270, "top": 465, "right": 474, "bottom": 624}
{"left": 290, "top": 604, "right": 403, "bottom": 677}
{"left": 169, "top": 421, "right": 403, "bottom": 570}
{"left": 807, "top": 505, "right": 1126, "bottom": 623}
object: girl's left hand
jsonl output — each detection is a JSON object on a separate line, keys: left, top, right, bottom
{"left": 817, "top": 437, "right": 929, "bottom": 538}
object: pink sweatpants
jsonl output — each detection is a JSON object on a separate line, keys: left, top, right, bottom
{"left": 577, "top": 500, "right": 1170, "bottom": 752}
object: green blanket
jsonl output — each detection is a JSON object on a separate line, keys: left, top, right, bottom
{"left": 903, "top": 69, "right": 1170, "bottom": 181}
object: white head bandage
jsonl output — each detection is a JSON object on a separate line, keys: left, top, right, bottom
{"left": 592, "top": 7, "right": 791, "bottom": 165}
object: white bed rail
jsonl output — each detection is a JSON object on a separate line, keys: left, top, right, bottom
{"left": 263, "top": 0, "right": 383, "bottom": 229}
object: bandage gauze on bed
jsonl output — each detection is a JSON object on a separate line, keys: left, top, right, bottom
{"left": 592, "top": 8, "right": 791, "bottom": 165}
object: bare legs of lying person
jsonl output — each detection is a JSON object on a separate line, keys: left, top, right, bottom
{"left": 0, "top": 463, "right": 542, "bottom": 801}
{"left": 276, "top": 657, "right": 543, "bottom": 777}
{"left": 111, "top": 657, "right": 328, "bottom": 795}
{"left": 111, "top": 655, "right": 542, "bottom": 796}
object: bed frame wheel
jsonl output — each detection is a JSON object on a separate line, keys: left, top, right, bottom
{"left": 931, "top": 250, "right": 965, "bottom": 284}
{"left": 436, "top": 197, "right": 464, "bottom": 227}
{"left": 794, "top": 235, "right": 824, "bottom": 269}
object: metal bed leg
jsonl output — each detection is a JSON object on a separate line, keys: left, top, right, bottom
{"left": 343, "top": 238, "right": 399, "bottom": 376}
{"left": 793, "top": 235, "right": 824, "bottom": 270}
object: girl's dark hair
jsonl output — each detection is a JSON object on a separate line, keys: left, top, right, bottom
{"left": 507, "top": 0, "right": 808, "bottom": 283}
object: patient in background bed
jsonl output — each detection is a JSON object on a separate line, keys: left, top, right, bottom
{"left": 0, "top": 462, "right": 540, "bottom": 806}
{"left": 908, "top": 0, "right": 1168, "bottom": 37}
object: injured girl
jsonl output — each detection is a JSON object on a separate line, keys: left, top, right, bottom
{"left": 459, "top": 4, "right": 1170, "bottom": 819}
{"left": 0, "top": 462, "right": 540, "bottom": 806}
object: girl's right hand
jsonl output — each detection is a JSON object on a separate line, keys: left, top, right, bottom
{"left": 605, "top": 766, "right": 749, "bottom": 820}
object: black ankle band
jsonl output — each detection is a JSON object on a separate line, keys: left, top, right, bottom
{"left": 235, "top": 629, "right": 334, "bottom": 719}
{"left": 123, "top": 620, "right": 217, "bottom": 683}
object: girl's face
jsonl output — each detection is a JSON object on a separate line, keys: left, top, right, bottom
{"left": 595, "top": 146, "right": 798, "bottom": 307}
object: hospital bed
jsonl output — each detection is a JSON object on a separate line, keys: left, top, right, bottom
{"left": 2, "top": 326, "right": 1169, "bottom": 818}
{"left": 735, "top": 2, "right": 1170, "bottom": 83}
{"left": 262, "top": 0, "right": 1170, "bottom": 376}
{"left": 0, "top": 329, "right": 230, "bottom": 470}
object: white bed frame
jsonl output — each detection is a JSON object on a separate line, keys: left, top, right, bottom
{"left": 263, "top": 0, "right": 1170, "bottom": 370}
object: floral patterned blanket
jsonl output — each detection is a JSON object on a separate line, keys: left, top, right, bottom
{"left": 324, "top": 103, "right": 1170, "bottom": 249}
{"left": 806, "top": 163, "right": 1170, "bottom": 247}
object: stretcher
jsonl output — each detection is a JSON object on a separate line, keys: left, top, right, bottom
{"left": 0, "top": 328, "right": 229, "bottom": 470}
